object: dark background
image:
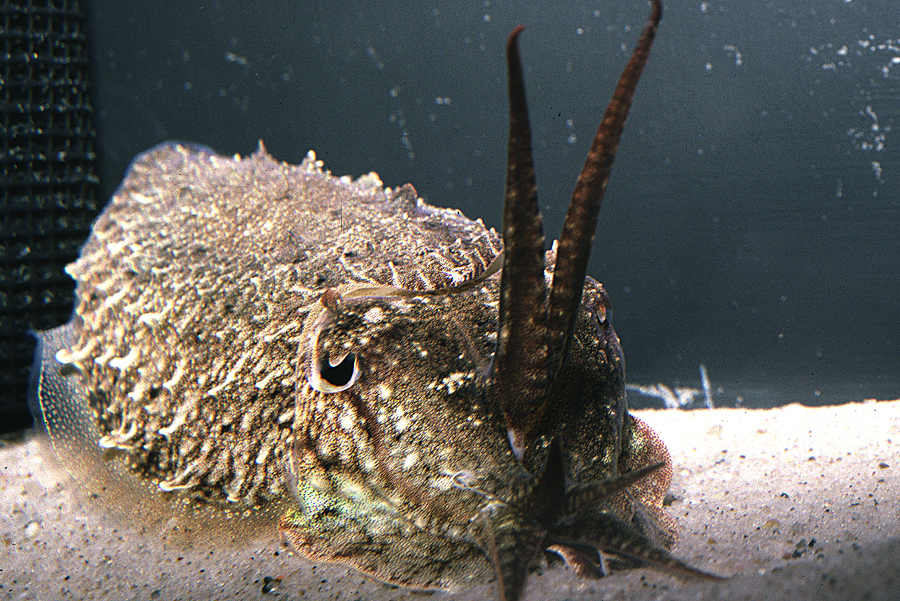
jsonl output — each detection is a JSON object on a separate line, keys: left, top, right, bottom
{"left": 19, "top": 0, "right": 900, "bottom": 423}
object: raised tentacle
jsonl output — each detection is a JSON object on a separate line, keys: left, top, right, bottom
{"left": 491, "top": 25, "right": 553, "bottom": 452}
{"left": 547, "top": 0, "right": 663, "bottom": 379}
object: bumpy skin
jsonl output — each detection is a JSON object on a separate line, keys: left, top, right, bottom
{"left": 36, "top": 144, "right": 679, "bottom": 592}
{"left": 50, "top": 144, "right": 497, "bottom": 507}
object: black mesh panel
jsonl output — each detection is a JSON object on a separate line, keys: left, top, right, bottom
{"left": 0, "top": 0, "right": 98, "bottom": 431}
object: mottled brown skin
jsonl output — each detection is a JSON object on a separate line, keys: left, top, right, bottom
{"left": 33, "top": 1, "right": 720, "bottom": 599}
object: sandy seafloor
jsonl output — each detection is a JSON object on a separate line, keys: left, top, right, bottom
{"left": 2, "top": 400, "right": 898, "bottom": 601}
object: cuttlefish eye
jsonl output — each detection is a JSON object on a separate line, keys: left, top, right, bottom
{"left": 309, "top": 351, "right": 359, "bottom": 393}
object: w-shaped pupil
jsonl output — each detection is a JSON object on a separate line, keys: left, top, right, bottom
{"left": 320, "top": 353, "right": 356, "bottom": 387}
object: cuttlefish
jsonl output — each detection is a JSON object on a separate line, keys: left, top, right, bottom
{"left": 33, "top": 1, "right": 720, "bottom": 599}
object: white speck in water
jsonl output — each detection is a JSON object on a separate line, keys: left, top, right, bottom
{"left": 224, "top": 52, "right": 248, "bottom": 66}
{"left": 723, "top": 45, "right": 743, "bottom": 66}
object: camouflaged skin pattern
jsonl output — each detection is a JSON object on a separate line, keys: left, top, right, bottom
{"left": 56, "top": 143, "right": 499, "bottom": 506}
{"left": 47, "top": 142, "right": 676, "bottom": 591}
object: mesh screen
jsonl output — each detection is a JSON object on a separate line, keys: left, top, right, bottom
{"left": 1, "top": 0, "right": 99, "bottom": 431}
